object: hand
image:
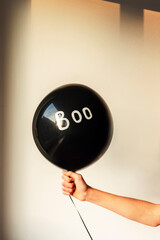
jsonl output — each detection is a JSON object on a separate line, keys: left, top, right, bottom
{"left": 62, "top": 171, "right": 90, "bottom": 201}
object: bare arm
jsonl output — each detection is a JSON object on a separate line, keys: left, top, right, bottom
{"left": 62, "top": 171, "right": 160, "bottom": 227}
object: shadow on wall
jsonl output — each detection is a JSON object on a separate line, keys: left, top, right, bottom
{"left": 104, "top": 0, "right": 160, "bottom": 36}
{"left": 0, "top": 1, "right": 30, "bottom": 239}
{"left": 0, "top": 1, "right": 6, "bottom": 239}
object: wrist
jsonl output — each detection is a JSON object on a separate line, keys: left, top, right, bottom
{"left": 85, "top": 186, "right": 94, "bottom": 202}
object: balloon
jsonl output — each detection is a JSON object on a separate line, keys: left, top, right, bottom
{"left": 32, "top": 84, "right": 113, "bottom": 171}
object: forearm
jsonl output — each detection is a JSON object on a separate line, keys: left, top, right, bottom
{"left": 62, "top": 171, "right": 160, "bottom": 227}
{"left": 86, "top": 187, "right": 160, "bottom": 227}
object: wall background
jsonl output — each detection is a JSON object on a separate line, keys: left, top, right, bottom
{"left": 1, "top": 0, "right": 160, "bottom": 239}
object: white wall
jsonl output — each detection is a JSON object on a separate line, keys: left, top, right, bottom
{"left": 3, "top": 0, "right": 160, "bottom": 239}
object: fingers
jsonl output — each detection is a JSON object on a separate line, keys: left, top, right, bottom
{"left": 62, "top": 170, "right": 82, "bottom": 181}
{"left": 62, "top": 174, "right": 74, "bottom": 183}
{"left": 62, "top": 171, "right": 76, "bottom": 195}
{"left": 62, "top": 186, "right": 76, "bottom": 195}
{"left": 62, "top": 182, "right": 75, "bottom": 195}
{"left": 62, "top": 180, "right": 75, "bottom": 189}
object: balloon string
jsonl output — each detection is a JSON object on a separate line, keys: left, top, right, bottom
{"left": 69, "top": 195, "right": 93, "bottom": 240}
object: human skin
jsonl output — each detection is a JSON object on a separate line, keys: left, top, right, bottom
{"left": 62, "top": 171, "right": 160, "bottom": 227}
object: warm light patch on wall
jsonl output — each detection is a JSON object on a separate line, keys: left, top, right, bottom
{"left": 30, "top": 0, "right": 120, "bottom": 84}
{"left": 144, "top": 9, "right": 160, "bottom": 45}
{"left": 31, "top": 0, "right": 120, "bottom": 32}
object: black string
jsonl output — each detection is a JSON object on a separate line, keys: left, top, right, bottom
{"left": 69, "top": 195, "right": 93, "bottom": 240}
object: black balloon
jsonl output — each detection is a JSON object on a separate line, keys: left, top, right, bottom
{"left": 32, "top": 84, "right": 113, "bottom": 171}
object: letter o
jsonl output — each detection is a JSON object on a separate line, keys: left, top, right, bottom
{"left": 71, "top": 110, "right": 82, "bottom": 123}
{"left": 82, "top": 107, "right": 92, "bottom": 120}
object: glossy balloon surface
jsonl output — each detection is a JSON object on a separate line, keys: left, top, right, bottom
{"left": 32, "top": 84, "right": 113, "bottom": 171}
